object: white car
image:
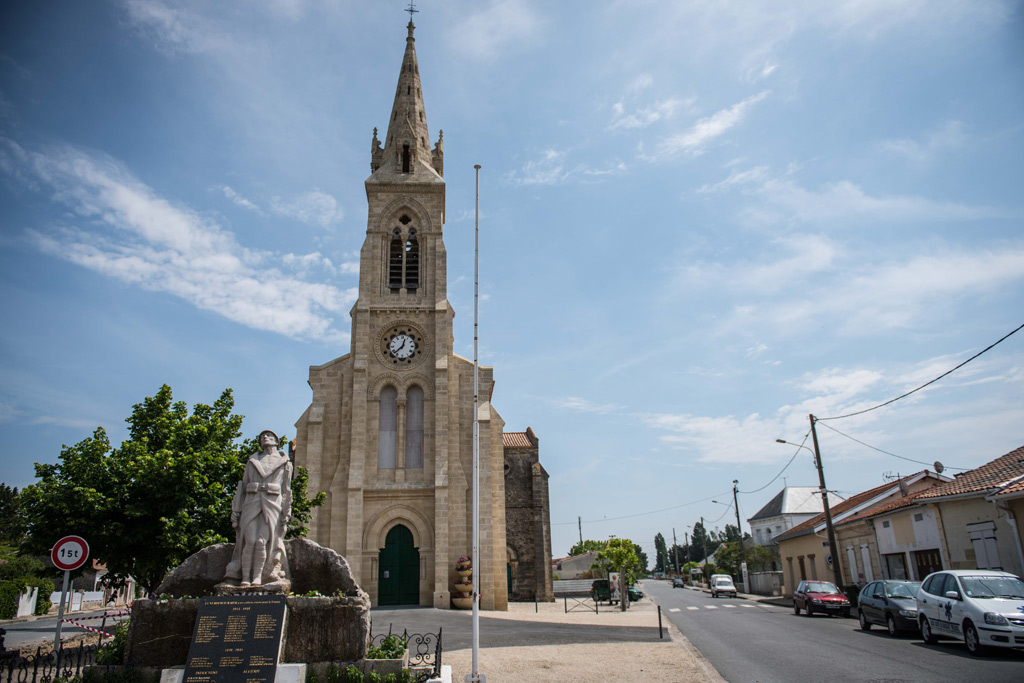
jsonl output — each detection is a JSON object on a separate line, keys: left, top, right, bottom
{"left": 916, "top": 569, "right": 1024, "bottom": 656}
{"left": 710, "top": 574, "right": 737, "bottom": 598}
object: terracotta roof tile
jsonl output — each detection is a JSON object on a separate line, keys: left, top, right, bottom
{"left": 774, "top": 477, "right": 918, "bottom": 542}
{"left": 837, "top": 488, "right": 931, "bottom": 525}
{"left": 996, "top": 478, "right": 1024, "bottom": 497}
{"left": 916, "top": 444, "right": 1024, "bottom": 500}
{"left": 503, "top": 432, "right": 534, "bottom": 448}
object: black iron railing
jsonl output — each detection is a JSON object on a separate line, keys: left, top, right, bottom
{"left": 0, "top": 642, "right": 101, "bottom": 683}
{"left": 369, "top": 625, "right": 442, "bottom": 681}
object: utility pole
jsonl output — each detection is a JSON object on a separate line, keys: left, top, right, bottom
{"left": 810, "top": 414, "right": 844, "bottom": 588}
{"left": 732, "top": 479, "right": 747, "bottom": 589}
{"left": 578, "top": 516, "right": 582, "bottom": 546}
{"left": 700, "top": 516, "right": 709, "bottom": 586}
{"left": 672, "top": 528, "right": 680, "bottom": 576}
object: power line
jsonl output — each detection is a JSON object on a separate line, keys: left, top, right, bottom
{"left": 740, "top": 431, "right": 812, "bottom": 494}
{"left": 819, "top": 320, "right": 1024, "bottom": 422}
{"left": 816, "top": 420, "right": 967, "bottom": 471}
{"left": 553, "top": 491, "right": 730, "bottom": 526}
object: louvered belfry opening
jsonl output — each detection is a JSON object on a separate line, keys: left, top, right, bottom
{"left": 402, "top": 143, "right": 411, "bottom": 173}
{"left": 404, "top": 228, "right": 419, "bottom": 289}
{"left": 389, "top": 228, "right": 404, "bottom": 289}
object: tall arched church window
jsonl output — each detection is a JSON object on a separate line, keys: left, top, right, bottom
{"left": 389, "top": 229, "right": 404, "bottom": 290}
{"left": 402, "top": 143, "right": 411, "bottom": 173}
{"left": 404, "top": 229, "right": 419, "bottom": 289}
{"left": 405, "top": 386, "right": 424, "bottom": 468}
{"left": 378, "top": 386, "right": 398, "bottom": 469}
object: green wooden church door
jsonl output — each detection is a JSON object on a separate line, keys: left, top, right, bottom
{"left": 378, "top": 524, "right": 420, "bottom": 605}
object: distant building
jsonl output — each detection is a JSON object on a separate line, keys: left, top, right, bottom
{"left": 552, "top": 551, "right": 600, "bottom": 580}
{"left": 747, "top": 486, "right": 827, "bottom": 547}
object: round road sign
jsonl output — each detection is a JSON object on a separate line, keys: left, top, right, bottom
{"left": 51, "top": 536, "right": 90, "bottom": 571}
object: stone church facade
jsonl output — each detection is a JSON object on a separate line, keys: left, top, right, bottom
{"left": 293, "top": 20, "right": 551, "bottom": 610}
{"left": 503, "top": 429, "right": 553, "bottom": 602}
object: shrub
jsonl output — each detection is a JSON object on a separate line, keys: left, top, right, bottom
{"left": 0, "top": 581, "right": 20, "bottom": 619}
{"left": 96, "top": 621, "right": 130, "bottom": 665}
{"left": 366, "top": 634, "right": 406, "bottom": 659}
{"left": 396, "top": 670, "right": 415, "bottom": 683}
{"left": 382, "top": 674, "right": 397, "bottom": 683}
{"left": 366, "top": 671, "right": 382, "bottom": 683}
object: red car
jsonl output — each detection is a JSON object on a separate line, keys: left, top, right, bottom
{"left": 793, "top": 580, "right": 851, "bottom": 617}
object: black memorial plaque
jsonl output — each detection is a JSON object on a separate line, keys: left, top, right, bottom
{"left": 183, "top": 595, "right": 287, "bottom": 683}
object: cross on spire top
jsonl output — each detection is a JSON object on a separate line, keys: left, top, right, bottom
{"left": 406, "top": 1, "right": 419, "bottom": 21}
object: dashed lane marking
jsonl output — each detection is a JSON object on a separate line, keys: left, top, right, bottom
{"left": 669, "top": 608, "right": 681, "bottom": 612}
{"left": 705, "top": 605, "right": 719, "bottom": 609}
{"left": 687, "top": 606, "right": 700, "bottom": 611}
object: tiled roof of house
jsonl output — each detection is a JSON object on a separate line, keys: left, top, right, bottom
{"left": 836, "top": 488, "right": 931, "bottom": 526}
{"left": 774, "top": 478, "right": 906, "bottom": 543}
{"left": 995, "top": 478, "right": 1024, "bottom": 497}
{"left": 916, "top": 444, "right": 1024, "bottom": 500}
{"left": 503, "top": 431, "right": 534, "bottom": 448}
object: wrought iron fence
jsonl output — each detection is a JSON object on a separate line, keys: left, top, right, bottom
{"left": 369, "top": 625, "right": 442, "bottom": 682}
{"left": 0, "top": 642, "right": 100, "bottom": 683}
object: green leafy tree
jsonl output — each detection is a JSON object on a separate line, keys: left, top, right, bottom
{"left": 0, "top": 484, "right": 25, "bottom": 545}
{"left": 632, "top": 542, "right": 648, "bottom": 574}
{"left": 653, "top": 533, "right": 668, "bottom": 573}
{"left": 568, "top": 539, "right": 607, "bottom": 557}
{"left": 714, "top": 541, "right": 777, "bottom": 576}
{"left": 594, "top": 538, "right": 640, "bottom": 611}
{"left": 20, "top": 385, "right": 324, "bottom": 594}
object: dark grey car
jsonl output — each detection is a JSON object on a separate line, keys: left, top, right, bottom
{"left": 858, "top": 580, "right": 921, "bottom": 636}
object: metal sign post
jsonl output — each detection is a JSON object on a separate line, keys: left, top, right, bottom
{"left": 51, "top": 536, "right": 89, "bottom": 656}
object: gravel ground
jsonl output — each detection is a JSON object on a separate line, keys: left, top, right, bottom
{"left": 442, "top": 600, "right": 725, "bottom": 683}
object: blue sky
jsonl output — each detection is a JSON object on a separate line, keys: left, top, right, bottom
{"left": 1, "top": 1, "right": 1022, "bottom": 564}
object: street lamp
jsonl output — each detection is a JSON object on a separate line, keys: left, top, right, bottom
{"left": 776, "top": 435, "right": 844, "bottom": 587}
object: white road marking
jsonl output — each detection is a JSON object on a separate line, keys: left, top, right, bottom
{"left": 687, "top": 606, "right": 699, "bottom": 611}
{"left": 705, "top": 605, "right": 719, "bottom": 609}
{"left": 724, "top": 605, "right": 737, "bottom": 608}
{"left": 741, "top": 604, "right": 755, "bottom": 608}
{"left": 669, "top": 608, "right": 681, "bottom": 612}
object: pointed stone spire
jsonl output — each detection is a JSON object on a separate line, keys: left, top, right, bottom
{"left": 378, "top": 20, "right": 434, "bottom": 176}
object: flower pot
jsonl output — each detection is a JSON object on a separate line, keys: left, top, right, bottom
{"left": 452, "top": 595, "right": 473, "bottom": 609}
{"left": 457, "top": 569, "right": 472, "bottom": 578}
{"left": 454, "top": 582, "right": 473, "bottom": 595}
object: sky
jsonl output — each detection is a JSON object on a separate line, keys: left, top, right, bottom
{"left": 1, "top": 0, "right": 1023, "bottom": 566}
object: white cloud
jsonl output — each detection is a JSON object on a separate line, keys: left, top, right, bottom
{"left": 880, "top": 120, "right": 968, "bottom": 164}
{"left": 219, "top": 185, "right": 263, "bottom": 213}
{"left": 1, "top": 138, "right": 354, "bottom": 342}
{"left": 644, "top": 91, "right": 770, "bottom": 161}
{"left": 556, "top": 397, "right": 622, "bottom": 415}
{"left": 446, "top": 0, "right": 542, "bottom": 60}
{"left": 505, "top": 149, "right": 569, "bottom": 186}
{"left": 120, "top": 0, "right": 230, "bottom": 55}
{"left": 697, "top": 165, "right": 770, "bottom": 193}
{"left": 610, "top": 97, "right": 689, "bottom": 130}
{"left": 270, "top": 190, "right": 343, "bottom": 228}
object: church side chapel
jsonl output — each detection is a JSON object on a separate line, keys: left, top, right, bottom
{"left": 293, "top": 17, "right": 552, "bottom": 610}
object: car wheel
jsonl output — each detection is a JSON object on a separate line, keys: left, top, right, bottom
{"left": 804, "top": 604, "right": 813, "bottom": 617}
{"left": 964, "top": 621, "right": 987, "bottom": 657}
{"left": 859, "top": 611, "right": 871, "bottom": 630}
{"left": 794, "top": 604, "right": 800, "bottom": 615}
{"left": 920, "top": 617, "right": 938, "bottom": 645}
{"left": 887, "top": 614, "right": 898, "bottom": 637}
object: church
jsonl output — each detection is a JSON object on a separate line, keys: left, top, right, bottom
{"left": 293, "top": 18, "right": 552, "bottom": 610}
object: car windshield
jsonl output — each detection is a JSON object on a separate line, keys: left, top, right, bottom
{"left": 959, "top": 576, "right": 1024, "bottom": 599}
{"left": 715, "top": 578, "right": 733, "bottom": 585}
{"left": 805, "top": 582, "right": 840, "bottom": 594}
{"left": 886, "top": 582, "right": 920, "bottom": 599}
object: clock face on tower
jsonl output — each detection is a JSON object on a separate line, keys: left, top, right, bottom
{"left": 377, "top": 323, "right": 428, "bottom": 368}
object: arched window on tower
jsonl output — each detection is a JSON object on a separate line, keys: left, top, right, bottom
{"left": 405, "top": 385, "right": 424, "bottom": 469}
{"left": 378, "top": 386, "right": 398, "bottom": 469}
{"left": 404, "top": 229, "right": 419, "bottom": 289}
{"left": 402, "top": 143, "right": 411, "bottom": 173}
{"left": 389, "top": 229, "right": 403, "bottom": 290}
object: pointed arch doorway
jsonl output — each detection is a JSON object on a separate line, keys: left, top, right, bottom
{"left": 378, "top": 524, "right": 420, "bottom": 606}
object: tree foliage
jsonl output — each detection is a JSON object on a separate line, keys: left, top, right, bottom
{"left": 19, "top": 385, "right": 324, "bottom": 594}
{"left": 653, "top": 533, "right": 668, "bottom": 573}
{"left": 714, "top": 541, "right": 777, "bottom": 576}
{"left": 632, "top": 542, "right": 648, "bottom": 573}
{"left": 568, "top": 539, "right": 607, "bottom": 557}
{"left": 0, "top": 484, "right": 25, "bottom": 545}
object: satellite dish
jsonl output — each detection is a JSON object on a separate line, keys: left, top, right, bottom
{"left": 934, "top": 461, "right": 945, "bottom": 474}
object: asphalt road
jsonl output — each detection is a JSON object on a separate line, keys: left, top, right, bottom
{"left": 645, "top": 580, "right": 1024, "bottom": 683}
{"left": 1, "top": 609, "right": 127, "bottom": 651}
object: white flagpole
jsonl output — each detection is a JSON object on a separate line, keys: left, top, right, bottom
{"left": 467, "top": 164, "right": 485, "bottom": 683}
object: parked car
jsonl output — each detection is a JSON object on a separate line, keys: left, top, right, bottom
{"left": 916, "top": 569, "right": 1024, "bottom": 656}
{"left": 710, "top": 575, "right": 737, "bottom": 598}
{"left": 793, "top": 580, "right": 851, "bottom": 617}
{"left": 857, "top": 580, "right": 921, "bottom": 635}
{"left": 672, "top": 577, "right": 686, "bottom": 588}
{"left": 590, "top": 579, "right": 643, "bottom": 603}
